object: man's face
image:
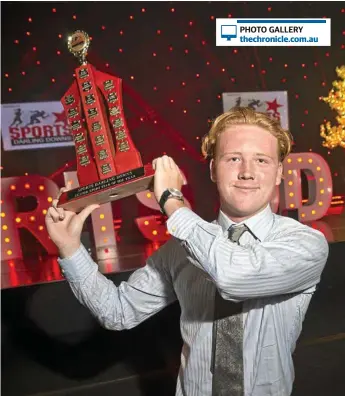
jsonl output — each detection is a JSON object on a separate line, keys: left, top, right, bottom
{"left": 210, "top": 125, "right": 283, "bottom": 221}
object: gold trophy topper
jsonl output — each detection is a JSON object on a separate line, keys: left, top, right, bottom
{"left": 67, "top": 30, "right": 90, "bottom": 64}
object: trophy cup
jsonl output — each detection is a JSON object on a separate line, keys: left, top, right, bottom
{"left": 57, "top": 31, "right": 155, "bottom": 212}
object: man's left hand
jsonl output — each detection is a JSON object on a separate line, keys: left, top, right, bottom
{"left": 152, "top": 155, "right": 186, "bottom": 202}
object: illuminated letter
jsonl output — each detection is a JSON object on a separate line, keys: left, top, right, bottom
{"left": 1, "top": 176, "right": 60, "bottom": 259}
{"left": 281, "top": 153, "right": 332, "bottom": 222}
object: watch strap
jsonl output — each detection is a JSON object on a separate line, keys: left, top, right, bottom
{"left": 159, "top": 189, "right": 183, "bottom": 215}
{"left": 159, "top": 190, "right": 171, "bottom": 215}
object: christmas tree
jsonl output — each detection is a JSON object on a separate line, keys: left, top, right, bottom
{"left": 320, "top": 65, "right": 345, "bottom": 149}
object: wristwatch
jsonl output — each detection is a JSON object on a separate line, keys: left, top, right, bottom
{"left": 159, "top": 188, "right": 184, "bottom": 215}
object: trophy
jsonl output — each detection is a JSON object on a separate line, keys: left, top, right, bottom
{"left": 57, "top": 31, "right": 155, "bottom": 212}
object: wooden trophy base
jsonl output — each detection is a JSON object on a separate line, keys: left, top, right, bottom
{"left": 57, "top": 164, "right": 155, "bottom": 213}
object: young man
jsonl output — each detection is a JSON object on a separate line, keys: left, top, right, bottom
{"left": 46, "top": 107, "right": 329, "bottom": 396}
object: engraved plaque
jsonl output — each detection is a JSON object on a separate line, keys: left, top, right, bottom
{"left": 104, "top": 80, "right": 114, "bottom": 90}
{"left": 74, "top": 132, "right": 85, "bottom": 143}
{"left": 79, "top": 68, "right": 89, "bottom": 79}
{"left": 95, "top": 135, "right": 105, "bottom": 145}
{"left": 68, "top": 108, "right": 79, "bottom": 118}
{"left": 116, "top": 129, "right": 127, "bottom": 140}
{"left": 88, "top": 108, "right": 98, "bottom": 118}
{"left": 119, "top": 140, "right": 130, "bottom": 152}
{"left": 101, "top": 163, "right": 112, "bottom": 174}
{"left": 108, "top": 92, "right": 118, "bottom": 103}
{"left": 80, "top": 155, "right": 90, "bottom": 166}
{"left": 85, "top": 93, "right": 95, "bottom": 105}
{"left": 65, "top": 94, "right": 75, "bottom": 105}
{"left": 77, "top": 144, "right": 87, "bottom": 154}
{"left": 98, "top": 149, "right": 108, "bottom": 160}
{"left": 91, "top": 121, "right": 102, "bottom": 132}
{"left": 110, "top": 106, "right": 120, "bottom": 116}
{"left": 82, "top": 81, "right": 92, "bottom": 92}
{"left": 113, "top": 118, "right": 123, "bottom": 128}
{"left": 71, "top": 120, "right": 81, "bottom": 131}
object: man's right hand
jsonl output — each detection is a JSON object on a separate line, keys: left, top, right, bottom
{"left": 45, "top": 188, "right": 100, "bottom": 258}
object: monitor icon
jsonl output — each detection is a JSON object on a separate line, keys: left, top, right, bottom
{"left": 221, "top": 25, "right": 237, "bottom": 40}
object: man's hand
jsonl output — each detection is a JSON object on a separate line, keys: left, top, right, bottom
{"left": 152, "top": 155, "right": 186, "bottom": 202}
{"left": 45, "top": 187, "right": 100, "bottom": 258}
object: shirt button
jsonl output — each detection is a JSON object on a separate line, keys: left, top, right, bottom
{"left": 171, "top": 227, "right": 176, "bottom": 232}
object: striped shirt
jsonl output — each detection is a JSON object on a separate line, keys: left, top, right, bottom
{"left": 59, "top": 204, "right": 329, "bottom": 396}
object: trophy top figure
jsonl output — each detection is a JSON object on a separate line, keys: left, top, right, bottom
{"left": 67, "top": 30, "right": 90, "bottom": 65}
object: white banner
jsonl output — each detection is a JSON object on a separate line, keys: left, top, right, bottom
{"left": 1, "top": 101, "right": 73, "bottom": 151}
{"left": 216, "top": 18, "right": 331, "bottom": 46}
{"left": 222, "top": 91, "right": 289, "bottom": 129}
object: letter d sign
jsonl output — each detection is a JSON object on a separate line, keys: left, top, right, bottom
{"left": 281, "top": 153, "right": 333, "bottom": 222}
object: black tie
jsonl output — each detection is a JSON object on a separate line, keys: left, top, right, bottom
{"left": 211, "top": 224, "right": 248, "bottom": 396}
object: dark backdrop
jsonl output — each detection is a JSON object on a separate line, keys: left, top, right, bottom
{"left": 1, "top": 1, "right": 344, "bottom": 223}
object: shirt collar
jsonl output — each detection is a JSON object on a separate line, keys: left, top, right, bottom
{"left": 217, "top": 204, "right": 274, "bottom": 242}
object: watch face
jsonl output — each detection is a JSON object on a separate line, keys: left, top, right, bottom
{"left": 168, "top": 188, "right": 183, "bottom": 198}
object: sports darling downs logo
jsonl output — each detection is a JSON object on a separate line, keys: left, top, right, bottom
{"left": 1, "top": 102, "right": 74, "bottom": 151}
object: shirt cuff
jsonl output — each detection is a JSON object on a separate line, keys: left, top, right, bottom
{"left": 57, "top": 244, "right": 98, "bottom": 282}
{"left": 166, "top": 207, "right": 204, "bottom": 240}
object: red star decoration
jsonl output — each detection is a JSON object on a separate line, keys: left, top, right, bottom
{"left": 266, "top": 99, "right": 283, "bottom": 114}
{"left": 53, "top": 111, "right": 67, "bottom": 125}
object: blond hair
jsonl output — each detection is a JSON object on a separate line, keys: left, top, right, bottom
{"left": 201, "top": 107, "right": 293, "bottom": 162}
